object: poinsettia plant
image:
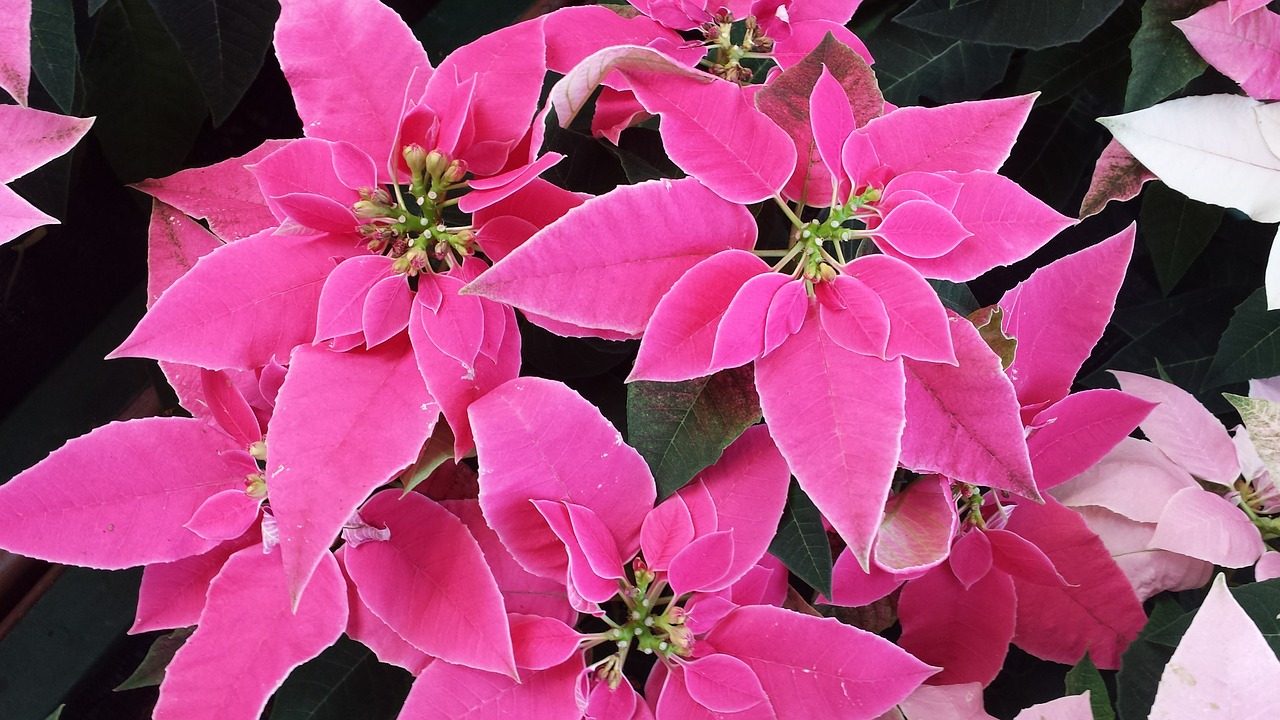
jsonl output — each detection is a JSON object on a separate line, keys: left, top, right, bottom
{"left": 6, "top": 0, "right": 1280, "bottom": 718}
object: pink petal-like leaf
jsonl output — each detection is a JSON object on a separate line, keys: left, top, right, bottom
{"left": 1113, "top": 370, "right": 1240, "bottom": 485}
{"left": 901, "top": 318, "right": 1038, "bottom": 499}
{"left": 631, "top": 250, "right": 770, "bottom": 381}
{"left": 809, "top": 65, "right": 858, "bottom": 194}
{"left": 184, "top": 488, "right": 260, "bottom": 541}
{"left": 755, "top": 33, "right": 882, "bottom": 205}
{"left": 132, "top": 530, "right": 258, "bottom": 634}
{"left": 153, "top": 548, "right": 346, "bottom": 719}
{"left": 844, "top": 254, "right": 956, "bottom": 364}
{"left": 0, "top": 0, "right": 30, "bottom": 105}
{"left": 828, "top": 548, "right": 918, "bottom": 606}
{"left": 469, "top": 378, "right": 656, "bottom": 581}
{"left": 146, "top": 201, "right": 222, "bottom": 308}
{"left": 335, "top": 547, "right": 432, "bottom": 675}
{"left": 817, "top": 275, "right": 891, "bottom": 358}
{"left": 763, "top": 280, "right": 807, "bottom": 355}
{"left": 549, "top": 45, "right": 794, "bottom": 203}
{"left": 1071, "top": 505, "right": 1211, "bottom": 602}
{"left": 345, "top": 491, "right": 516, "bottom": 677}
{"left": 873, "top": 199, "right": 971, "bottom": 259}
{"left": 112, "top": 231, "right": 358, "bottom": 370}
{"left": 898, "top": 564, "right": 1016, "bottom": 687}
{"left": 641, "top": 494, "right": 696, "bottom": 571}
{"left": 1051, "top": 437, "right": 1198, "bottom": 522}
{"left": 1176, "top": 3, "right": 1280, "bottom": 100}
{"left": 682, "top": 654, "right": 768, "bottom": 713}
{"left": 0, "top": 417, "right": 253, "bottom": 568}
{"left": 858, "top": 95, "right": 1037, "bottom": 177}
{"left": 1078, "top": 139, "right": 1155, "bottom": 219}
{"left": 1026, "top": 389, "right": 1155, "bottom": 491}
{"left": 133, "top": 140, "right": 289, "bottom": 241}
{"left": 533, "top": 500, "right": 624, "bottom": 605}
{"left": 985, "top": 528, "right": 1065, "bottom": 587}
{"left": 669, "top": 529, "right": 736, "bottom": 596}
{"left": 409, "top": 290, "right": 520, "bottom": 458}
{"left": 399, "top": 657, "right": 584, "bottom": 720}
{"left": 425, "top": 21, "right": 547, "bottom": 176}
{"left": 275, "top": 0, "right": 430, "bottom": 174}
{"left": 712, "top": 272, "right": 795, "bottom": 371}
{"left": 464, "top": 177, "right": 756, "bottom": 337}
{"left": 0, "top": 104, "right": 94, "bottom": 183}
{"left": 1000, "top": 225, "right": 1135, "bottom": 409}
{"left": 948, "top": 529, "right": 994, "bottom": 589}
{"left": 707, "top": 604, "right": 937, "bottom": 717}
{"left": 876, "top": 476, "right": 958, "bottom": 573}
{"left": 1148, "top": 574, "right": 1280, "bottom": 719}
{"left": 443, "top": 500, "right": 574, "bottom": 624}
{"left": 508, "top": 613, "right": 582, "bottom": 671}
{"left": 267, "top": 339, "right": 439, "bottom": 603}
{"left": 756, "top": 307, "right": 906, "bottom": 568}
{"left": 199, "top": 368, "right": 262, "bottom": 448}
{"left": 656, "top": 669, "right": 778, "bottom": 720}
{"left": 1012, "top": 693, "right": 1094, "bottom": 720}
{"left": 362, "top": 274, "right": 414, "bottom": 347}
{"left": 882, "top": 170, "right": 1075, "bottom": 282}
{"left": 0, "top": 183, "right": 57, "bottom": 246}
{"left": 1149, "top": 486, "right": 1264, "bottom": 567}
{"left": 1005, "top": 498, "right": 1146, "bottom": 669}
{"left": 896, "top": 683, "right": 998, "bottom": 720}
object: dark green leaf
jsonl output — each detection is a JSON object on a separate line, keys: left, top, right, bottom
{"left": 270, "top": 636, "right": 413, "bottom": 720}
{"left": 860, "top": 19, "right": 1012, "bottom": 106}
{"left": 1125, "top": 0, "right": 1213, "bottom": 111}
{"left": 144, "top": 0, "right": 280, "bottom": 126}
{"left": 1065, "top": 652, "right": 1115, "bottom": 720}
{"left": 82, "top": 0, "right": 208, "bottom": 182}
{"left": 627, "top": 366, "right": 761, "bottom": 498}
{"left": 1116, "top": 595, "right": 1183, "bottom": 720}
{"left": 1146, "top": 579, "right": 1280, "bottom": 655}
{"left": 1140, "top": 182, "right": 1223, "bottom": 296}
{"left": 930, "top": 279, "right": 979, "bottom": 315}
{"left": 1086, "top": 288, "right": 1236, "bottom": 406}
{"left": 1001, "top": 94, "right": 1107, "bottom": 211}
{"left": 88, "top": 0, "right": 109, "bottom": 13}
{"left": 30, "top": 0, "right": 79, "bottom": 113}
{"left": 413, "top": 0, "right": 528, "bottom": 64}
{"left": 768, "top": 479, "right": 833, "bottom": 598}
{"left": 895, "top": 0, "right": 1124, "bottom": 50}
{"left": 607, "top": 127, "right": 685, "bottom": 184}
{"left": 1009, "top": 1, "right": 1137, "bottom": 105}
{"left": 1206, "top": 288, "right": 1280, "bottom": 389}
{"left": 115, "top": 627, "right": 194, "bottom": 691}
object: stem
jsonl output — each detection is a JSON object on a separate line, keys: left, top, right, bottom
{"left": 769, "top": 242, "right": 805, "bottom": 272}
{"left": 773, "top": 195, "right": 805, "bottom": 229}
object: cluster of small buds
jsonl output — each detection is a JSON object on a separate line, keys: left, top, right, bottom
{"left": 248, "top": 440, "right": 268, "bottom": 462}
{"left": 243, "top": 473, "right": 267, "bottom": 500}
{"left": 701, "top": 13, "right": 772, "bottom": 85}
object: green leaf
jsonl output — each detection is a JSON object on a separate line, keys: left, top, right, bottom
{"left": 1206, "top": 288, "right": 1280, "bottom": 389}
{"left": 270, "top": 636, "right": 413, "bottom": 720}
{"left": 30, "top": 0, "right": 79, "bottom": 113}
{"left": 82, "top": 0, "right": 209, "bottom": 182}
{"left": 1009, "top": 1, "right": 1136, "bottom": 105}
{"left": 1146, "top": 580, "right": 1280, "bottom": 655}
{"left": 144, "top": 0, "right": 280, "bottom": 126}
{"left": 115, "top": 627, "right": 194, "bottom": 691}
{"left": 413, "top": 0, "right": 529, "bottom": 64}
{"left": 1115, "top": 595, "right": 1183, "bottom": 720}
{"left": 627, "top": 365, "right": 761, "bottom": 498}
{"left": 43, "top": 706, "right": 64, "bottom": 720}
{"left": 894, "top": 0, "right": 1124, "bottom": 50}
{"left": 968, "top": 306, "right": 1017, "bottom": 370}
{"left": 767, "top": 479, "right": 833, "bottom": 598}
{"left": 398, "top": 422, "right": 456, "bottom": 495}
{"left": 1065, "top": 652, "right": 1116, "bottom": 720}
{"left": 1140, "top": 182, "right": 1224, "bottom": 296}
{"left": 929, "top": 279, "right": 979, "bottom": 316}
{"left": 1124, "top": 0, "right": 1213, "bottom": 112}
{"left": 1086, "top": 288, "right": 1237, "bottom": 407}
{"left": 88, "top": 0, "right": 110, "bottom": 13}
{"left": 860, "top": 19, "right": 1012, "bottom": 106}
